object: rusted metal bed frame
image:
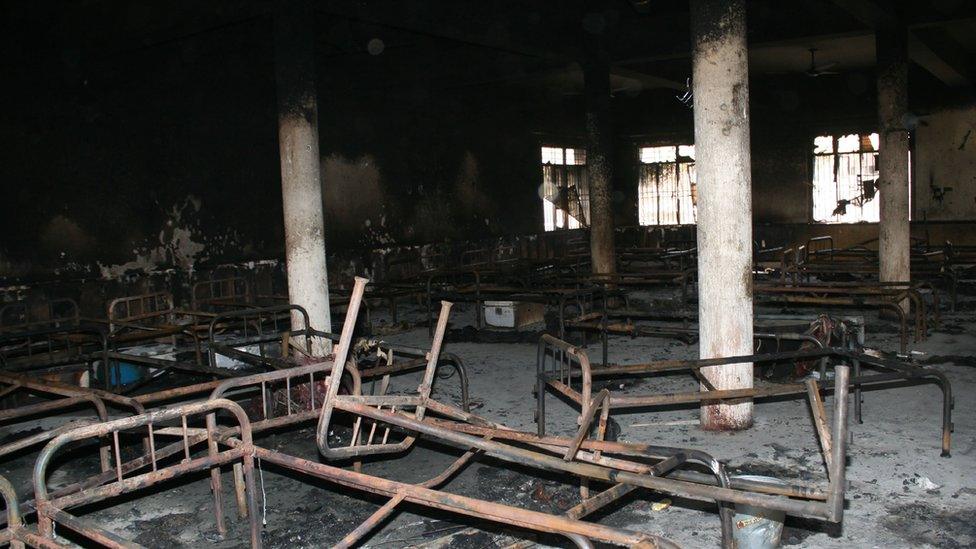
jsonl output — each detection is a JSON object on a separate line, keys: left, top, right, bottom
{"left": 0, "top": 296, "right": 224, "bottom": 389}
{"left": 425, "top": 269, "right": 611, "bottom": 336}
{"left": 564, "top": 315, "right": 839, "bottom": 370}
{"left": 753, "top": 282, "right": 934, "bottom": 352}
{"left": 205, "top": 303, "right": 311, "bottom": 371}
{"left": 779, "top": 236, "right": 959, "bottom": 307}
{"left": 0, "top": 298, "right": 111, "bottom": 384}
{"left": 0, "top": 474, "right": 46, "bottom": 549}
{"left": 15, "top": 278, "right": 668, "bottom": 548}
{"left": 0, "top": 373, "right": 274, "bottom": 527}
{"left": 0, "top": 377, "right": 237, "bottom": 535}
{"left": 204, "top": 303, "right": 471, "bottom": 411}
{"left": 27, "top": 398, "right": 679, "bottom": 548}
{"left": 99, "top": 300, "right": 319, "bottom": 393}
{"left": 304, "top": 279, "right": 852, "bottom": 547}
{"left": 587, "top": 269, "right": 695, "bottom": 303}
{"left": 17, "top": 277, "right": 852, "bottom": 548}
{"left": 561, "top": 286, "right": 857, "bottom": 368}
{"left": 0, "top": 371, "right": 149, "bottom": 478}
{"left": 617, "top": 245, "right": 697, "bottom": 272}
{"left": 536, "top": 334, "right": 953, "bottom": 457}
{"left": 0, "top": 325, "right": 109, "bottom": 383}
{"left": 32, "top": 399, "right": 261, "bottom": 548}
{"left": 105, "top": 291, "right": 217, "bottom": 343}
{"left": 206, "top": 278, "right": 690, "bottom": 547}
{"left": 102, "top": 291, "right": 264, "bottom": 368}
{"left": 190, "top": 276, "right": 251, "bottom": 311}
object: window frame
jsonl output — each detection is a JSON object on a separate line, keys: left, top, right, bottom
{"left": 540, "top": 145, "right": 589, "bottom": 232}
{"left": 809, "top": 131, "right": 913, "bottom": 224}
{"left": 636, "top": 143, "right": 697, "bottom": 227}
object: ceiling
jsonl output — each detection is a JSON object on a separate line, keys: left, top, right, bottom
{"left": 2, "top": 0, "right": 975, "bottom": 97}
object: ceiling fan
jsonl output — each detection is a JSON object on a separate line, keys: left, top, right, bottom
{"left": 805, "top": 48, "right": 839, "bottom": 77}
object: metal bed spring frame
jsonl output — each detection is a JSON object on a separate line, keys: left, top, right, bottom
{"left": 535, "top": 333, "right": 953, "bottom": 456}
{"left": 104, "top": 292, "right": 218, "bottom": 356}
{"left": 106, "top": 302, "right": 320, "bottom": 391}
{"left": 0, "top": 373, "right": 280, "bottom": 535}
{"left": 0, "top": 321, "right": 228, "bottom": 392}
{"left": 0, "top": 370, "right": 250, "bottom": 472}
{"left": 563, "top": 292, "right": 850, "bottom": 369}
{"left": 566, "top": 280, "right": 932, "bottom": 356}
{"left": 0, "top": 321, "right": 226, "bottom": 393}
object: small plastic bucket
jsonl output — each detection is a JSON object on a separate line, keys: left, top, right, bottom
{"left": 730, "top": 475, "right": 787, "bottom": 549}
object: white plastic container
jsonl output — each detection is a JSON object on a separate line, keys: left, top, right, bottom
{"left": 483, "top": 301, "right": 544, "bottom": 329}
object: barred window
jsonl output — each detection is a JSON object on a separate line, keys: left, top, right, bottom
{"left": 541, "top": 146, "right": 589, "bottom": 231}
{"left": 638, "top": 145, "right": 697, "bottom": 226}
{"left": 811, "top": 133, "right": 882, "bottom": 223}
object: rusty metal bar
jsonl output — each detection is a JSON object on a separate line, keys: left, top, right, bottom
{"left": 806, "top": 379, "right": 833, "bottom": 474}
{"left": 564, "top": 389, "right": 609, "bottom": 461}
{"left": 0, "top": 475, "right": 25, "bottom": 549}
{"left": 827, "top": 365, "right": 850, "bottom": 522}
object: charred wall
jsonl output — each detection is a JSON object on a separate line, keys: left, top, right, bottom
{"left": 0, "top": 18, "right": 563, "bottom": 282}
{"left": 2, "top": 14, "right": 975, "bottom": 286}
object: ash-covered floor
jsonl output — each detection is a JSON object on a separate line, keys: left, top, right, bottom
{"left": 3, "top": 295, "right": 975, "bottom": 548}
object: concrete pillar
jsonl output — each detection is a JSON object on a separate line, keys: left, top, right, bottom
{"left": 274, "top": 11, "right": 332, "bottom": 355}
{"left": 876, "top": 24, "right": 911, "bottom": 295}
{"left": 583, "top": 14, "right": 616, "bottom": 276}
{"left": 690, "top": 0, "right": 754, "bottom": 430}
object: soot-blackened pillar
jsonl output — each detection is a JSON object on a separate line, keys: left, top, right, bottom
{"left": 877, "top": 23, "right": 911, "bottom": 300}
{"left": 691, "top": 0, "right": 754, "bottom": 430}
{"left": 275, "top": 11, "right": 332, "bottom": 355}
{"left": 583, "top": 19, "right": 617, "bottom": 277}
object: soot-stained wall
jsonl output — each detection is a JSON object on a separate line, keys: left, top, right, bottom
{"left": 0, "top": 18, "right": 568, "bottom": 280}
{"left": 915, "top": 106, "right": 976, "bottom": 221}
{"left": 0, "top": 18, "right": 283, "bottom": 279}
